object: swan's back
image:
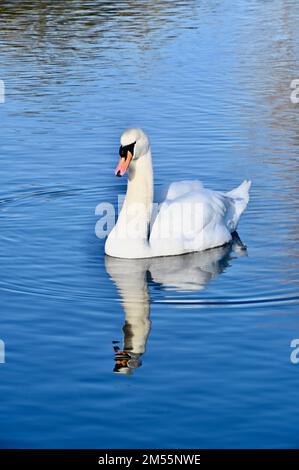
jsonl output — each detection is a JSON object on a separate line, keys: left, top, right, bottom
{"left": 149, "top": 179, "right": 251, "bottom": 256}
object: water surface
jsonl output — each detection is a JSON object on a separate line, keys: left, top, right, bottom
{"left": 0, "top": 0, "right": 299, "bottom": 448}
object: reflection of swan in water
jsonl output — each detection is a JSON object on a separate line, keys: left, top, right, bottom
{"left": 105, "top": 233, "right": 247, "bottom": 374}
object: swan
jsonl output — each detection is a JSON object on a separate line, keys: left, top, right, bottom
{"left": 105, "top": 128, "right": 251, "bottom": 259}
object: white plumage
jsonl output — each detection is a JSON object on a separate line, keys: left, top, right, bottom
{"left": 105, "top": 129, "right": 251, "bottom": 259}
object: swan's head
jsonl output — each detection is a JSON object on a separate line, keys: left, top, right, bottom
{"left": 115, "top": 128, "right": 150, "bottom": 177}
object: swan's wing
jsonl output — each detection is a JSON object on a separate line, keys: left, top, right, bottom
{"left": 154, "top": 180, "right": 204, "bottom": 204}
{"left": 150, "top": 185, "right": 232, "bottom": 253}
{"left": 164, "top": 180, "right": 204, "bottom": 200}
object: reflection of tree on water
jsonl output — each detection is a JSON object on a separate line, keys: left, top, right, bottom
{"left": 0, "top": 0, "right": 196, "bottom": 53}
{"left": 105, "top": 233, "right": 247, "bottom": 374}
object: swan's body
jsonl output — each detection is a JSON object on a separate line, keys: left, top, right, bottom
{"left": 105, "top": 129, "right": 251, "bottom": 259}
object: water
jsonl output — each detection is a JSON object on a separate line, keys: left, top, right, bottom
{"left": 0, "top": 0, "right": 299, "bottom": 449}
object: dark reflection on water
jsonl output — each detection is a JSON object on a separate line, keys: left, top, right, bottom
{"left": 0, "top": 0, "right": 299, "bottom": 449}
{"left": 0, "top": 0, "right": 197, "bottom": 53}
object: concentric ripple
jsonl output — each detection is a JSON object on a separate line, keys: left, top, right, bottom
{"left": 0, "top": 184, "right": 297, "bottom": 309}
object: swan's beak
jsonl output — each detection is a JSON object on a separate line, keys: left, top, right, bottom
{"left": 115, "top": 150, "right": 133, "bottom": 177}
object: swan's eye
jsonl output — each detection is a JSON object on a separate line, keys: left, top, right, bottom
{"left": 119, "top": 141, "right": 136, "bottom": 159}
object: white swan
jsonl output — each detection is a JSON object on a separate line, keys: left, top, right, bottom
{"left": 105, "top": 128, "right": 251, "bottom": 259}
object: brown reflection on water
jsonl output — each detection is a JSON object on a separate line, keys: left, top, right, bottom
{"left": 0, "top": 0, "right": 197, "bottom": 54}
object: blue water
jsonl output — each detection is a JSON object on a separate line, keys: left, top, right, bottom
{"left": 0, "top": 0, "right": 299, "bottom": 448}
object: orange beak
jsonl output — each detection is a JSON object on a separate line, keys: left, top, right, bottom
{"left": 115, "top": 150, "right": 133, "bottom": 177}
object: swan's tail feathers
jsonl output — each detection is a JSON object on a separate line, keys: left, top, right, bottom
{"left": 226, "top": 180, "right": 251, "bottom": 204}
{"left": 225, "top": 180, "right": 251, "bottom": 232}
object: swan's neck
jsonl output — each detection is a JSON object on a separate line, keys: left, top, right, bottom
{"left": 105, "top": 149, "right": 154, "bottom": 258}
{"left": 116, "top": 149, "right": 153, "bottom": 247}
{"left": 126, "top": 148, "right": 153, "bottom": 214}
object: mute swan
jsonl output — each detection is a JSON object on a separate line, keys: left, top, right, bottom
{"left": 105, "top": 128, "right": 251, "bottom": 259}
